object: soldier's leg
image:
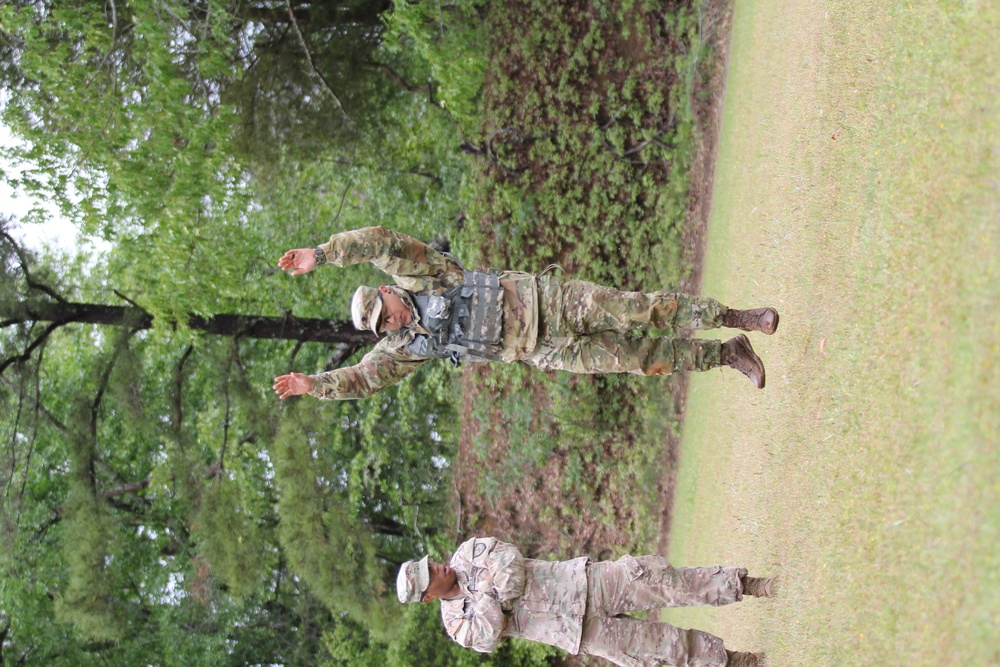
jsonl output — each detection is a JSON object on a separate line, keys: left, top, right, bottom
{"left": 559, "top": 279, "right": 727, "bottom": 334}
{"left": 587, "top": 558, "right": 746, "bottom": 616}
{"left": 578, "top": 614, "right": 728, "bottom": 667}
{"left": 527, "top": 332, "right": 722, "bottom": 376}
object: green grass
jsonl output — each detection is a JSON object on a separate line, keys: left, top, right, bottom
{"left": 665, "top": 1, "right": 999, "bottom": 665}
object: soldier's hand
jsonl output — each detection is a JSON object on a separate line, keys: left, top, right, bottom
{"left": 273, "top": 372, "right": 315, "bottom": 399}
{"left": 277, "top": 248, "right": 317, "bottom": 275}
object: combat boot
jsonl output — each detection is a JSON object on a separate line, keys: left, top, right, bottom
{"left": 721, "top": 335, "right": 765, "bottom": 389}
{"left": 741, "top": 575, "right": 775, "bottom": 597}
{"left": 722, "top": 307, "right": 780, "bottom": 335}
{"left": 726, "top": 650, "right": 765, "bottom": 667}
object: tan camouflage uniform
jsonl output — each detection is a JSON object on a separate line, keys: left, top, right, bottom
{"left": 307, "top": 227, "right": 727, "bottom": 401}
{"left": 580, "top": 556, "right": 746, "bottom": 667}
{"left": 439, "top": 537, "right": 745, "bottom": 667}
{"left": 530, "top": 275, "right": 724, "bottom": 375}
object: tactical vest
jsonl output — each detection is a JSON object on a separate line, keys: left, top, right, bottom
{"left": 404, "top": 270, "right": 504, "bottom": 366}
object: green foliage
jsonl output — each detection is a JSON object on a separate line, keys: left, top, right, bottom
{"left": 194, "top": 476, "right": 275, "bottom": 600}
{"left": 270, "top": 406, "right": 395, "bottom": 631}
{"left": 1, "top": 0, "right": 244, "bottom": 237}
{"left": 454, "top": 0, "right": 706, "bottom": 292}
{"left": 384, "top": 0, "right": 490, "bottom": 131}
{"left": 54, "top": 484, "right": 122, "bottom": 642}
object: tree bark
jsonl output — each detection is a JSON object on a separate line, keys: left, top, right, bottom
{"left": 1, "top": 300, "right": 376, "bottom": 345}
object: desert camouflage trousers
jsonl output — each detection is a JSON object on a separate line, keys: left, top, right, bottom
{"left": 525, "top": 276, "right": 727, "bottom": 376}
{"left": 578, "top": 556, "right": 747, "bottom": 667}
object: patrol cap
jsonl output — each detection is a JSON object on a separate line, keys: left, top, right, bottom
{"left": 351, "top": 286, "right": 383, "bottom": 335}
{"left": 396, "top": 555, "right": 430, "bottom": 604}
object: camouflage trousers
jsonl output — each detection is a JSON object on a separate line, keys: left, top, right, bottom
{"left": 526, "top": 276, "right": 727, "bottom": 376}
{"left": 578, "top": 556, "right": 747, "bottom": 667}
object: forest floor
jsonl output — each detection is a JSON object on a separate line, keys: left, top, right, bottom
{"left": 452, "top": 0, "right": 735, "bottom": 567}
{"left": 665, "top": 1, "right": 999, "bottom": 665}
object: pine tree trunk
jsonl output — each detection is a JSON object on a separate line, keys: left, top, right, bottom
{"left": 2, "top": 300, "right": 375, "bottom": 345}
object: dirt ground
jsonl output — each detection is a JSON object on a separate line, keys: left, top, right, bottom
{"left": 452, "top": 0, "right": 735, "bottom": 564}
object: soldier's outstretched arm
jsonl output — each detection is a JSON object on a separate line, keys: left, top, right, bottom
{"left": 275, "top": 347, "right": 427, "bottom": 401}
{"left": 293, "top": 226, "right": 460, "bottom": 280}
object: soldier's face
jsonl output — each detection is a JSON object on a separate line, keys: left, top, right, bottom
{"left": 378, "top": 286, "right": 413, "bottom": 332}
{"left": 421, "top": 561, "right": 458, "bottom": 602}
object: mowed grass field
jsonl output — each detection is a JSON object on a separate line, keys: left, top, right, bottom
{"left": 664, "top": 1, "right": 999, "bottom": 665}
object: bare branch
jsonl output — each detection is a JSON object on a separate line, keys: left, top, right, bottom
{"left": 15, "top": 641, "right": 34, "bottom": 666}
{"left": 230, "top": 338, "right": 250, "bottom": 387}
{"left": 0, "top": 229, "right": 68, "bottom": 304}
{"left": 90, "top": 330, "right": 138, "bottom": 443}
{"left": 365, "top": 60, "right": 426, "bottom": 93}
{"left": 331, "top": 180, "right": 352, "bottom": 225}
{"left": 323, "top": 343, "right": 360, "bottom": 371}
{"left": 285, "top": 0, "right": 356, "bottom": 124}
{"left": 1, "top": 373, "right": 27, "bottom": 504}
{"left": 0, "top": 617, "right": 9, "bottom": 662}
{"left": 623, "top": 139, "right": 654, "bottom": 156}
{"left": 0, "top": 376, "right": 71, "bottom": 438}
{"left": 171, "top": 344, "right": 195, "bottom": 435}
{"left": 217, "top": 341, "right": 237, "bottom": 473}
{"left": 0, "top": 320, "right": 66, "bottom": 376}
{"left": 364, "top": 60, "right": 448, "bottom": 113}
{"left": 287, "top": 339, "right": 304, "bottom": 369}
{"left": 112, "top": 289, "right": 143, "bottom": 309}
{"left": 100, "top": 478, "right": 150, "bottom": 499}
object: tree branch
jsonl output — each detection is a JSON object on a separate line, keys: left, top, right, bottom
{"left": 0, "top": 229, "right": 68, "bottom": 304}
{"left": 0, "top": 320, "right": 65, "bottom": 377}
{"left": 100, "top": 478, "right": 150, "bottom": 499}
{"left": 364, "top": 61, "right": 425, "bottom": 93}
{"left": 0, "top": 616, "right": 9, "bottom": 661}
{"left": 323, "top": 343, "right": 360, "bottom": 371}
{"left": 285, "top": 0, "right": 355, "bottom": 124}
{"left": 364, "top": 60, "right": 448, "bottom": 113}
{"left": 112, "top": 289, "right": 143, "bottom": 310}
{"left": 216, "top": 342, "right": 237, "bottom": 473}
{"left": 0, "top": 300, "right": 376, "bottom": 345}
{"left": 2, "top": 372, "right": 28, "bottom": 500}
{"left": 90, "top": 330, "right": 138, "bottom": 443}
{"left": 172, "top": 345, "right": 195, "bottom": 434}
{"left": 0, "top": 376, "right": 71, "bottom": 438}
{"left": 287, "top": 339, "right": 304, "bottom": 370}
{"left": 15, "top": 641, "right": 34, "bottom": 666}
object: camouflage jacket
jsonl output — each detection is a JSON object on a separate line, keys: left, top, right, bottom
{"left": 440, "top": 537, "right": 589, "bottom": 655}
{"left": 308, "top": 227, "right": 539, "bottom": 401}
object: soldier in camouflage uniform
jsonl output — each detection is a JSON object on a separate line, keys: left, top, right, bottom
{"left": 272, "top": 226, "right": 779, "bottom": 401}
{"left": 397, "top": 536, "right": 773, "bottom": 667}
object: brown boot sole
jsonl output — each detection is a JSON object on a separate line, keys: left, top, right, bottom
{"left": 731, "top": 334, "right": 765, "bottom": 389}
{"left": 762, "top": 310, "right": 779, "bottom": 335}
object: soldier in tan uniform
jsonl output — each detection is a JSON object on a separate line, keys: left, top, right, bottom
{"left": 397, "top": 536, "right": 772, "bottom": 667}
{"left": 272, "top": 226, "right": 779, "bottom": 401}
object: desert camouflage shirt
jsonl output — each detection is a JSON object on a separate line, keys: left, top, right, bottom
{"left": 440, "top": 537, "right": 589, "bottom": 655}
{"left": 308, "top": 227, "right": 539, "bottom": 401}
